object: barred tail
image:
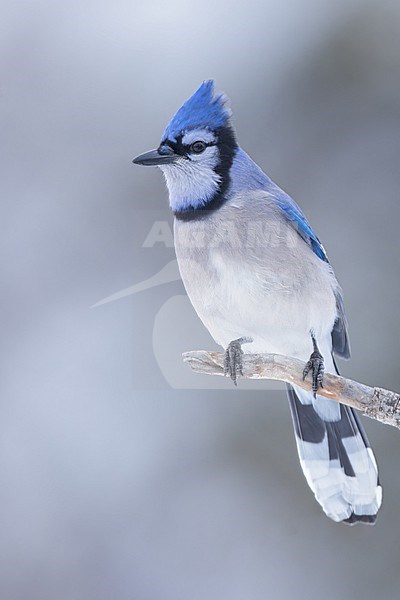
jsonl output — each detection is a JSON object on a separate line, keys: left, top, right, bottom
{"left": 287, "top": 382, "right": 382, "bottom": 524}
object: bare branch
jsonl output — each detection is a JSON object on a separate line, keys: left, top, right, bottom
{"left": 182, "top": 350, "right": 400, "bottom": 430}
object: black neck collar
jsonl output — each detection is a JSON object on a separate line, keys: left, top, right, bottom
{"left": 174, "top": 125, "right": 238, "bottom": 222}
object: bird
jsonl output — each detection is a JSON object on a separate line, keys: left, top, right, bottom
{"left": 133, "top": 80, "right": 382, "bottom": 524}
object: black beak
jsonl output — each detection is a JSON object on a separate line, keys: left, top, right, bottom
{"left": 132, "top": 145, "right": 177, "bottom": 166}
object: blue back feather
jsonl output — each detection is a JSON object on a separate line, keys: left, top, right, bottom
{"left": 229, "top": 149, "right": 329, "bottom": 262}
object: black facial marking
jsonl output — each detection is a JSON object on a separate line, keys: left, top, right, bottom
{"left": 161, "top": 134, "right": 185, "bottom": 156}
{"left": 173, "top": 124, "right": 238, "bottom": 221}
{"left": 160, "top": 135, "right": 216, "bottom": 160}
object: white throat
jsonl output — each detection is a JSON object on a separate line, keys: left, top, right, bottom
{"left": 159, "top": 155, "right": 221, "bottom": 213}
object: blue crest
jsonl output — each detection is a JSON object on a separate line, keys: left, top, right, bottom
{"left": 162, "top": 80, "right": 231, "bottom": 141}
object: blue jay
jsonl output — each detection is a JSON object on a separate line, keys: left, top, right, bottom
{"left": 133, "top": 80, "right": 382, "bottom": 524}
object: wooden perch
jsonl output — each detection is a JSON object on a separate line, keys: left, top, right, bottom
{"left": 182, "top": 350, "right": 400, "bottom": 430}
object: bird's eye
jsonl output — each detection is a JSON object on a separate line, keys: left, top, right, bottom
{"left": 190, "top": 141, "right": 207, "bottom": 154}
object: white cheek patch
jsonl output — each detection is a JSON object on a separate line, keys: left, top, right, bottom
{"left": 182, "top": 129, "right": 216, "bottom": 145}
{"left": 160, "top": 146, "right": 221, "bottom": 212}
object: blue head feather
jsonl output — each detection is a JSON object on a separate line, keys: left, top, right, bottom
{"left": 162, "top": 80, "right": 231, "bottom": 142}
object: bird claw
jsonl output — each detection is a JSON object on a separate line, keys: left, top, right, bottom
{"left": 224, "top": 337, "right": 253, "bottom": 386}
{"left": 303, "top": 350, "right": 324, "bottom": 397}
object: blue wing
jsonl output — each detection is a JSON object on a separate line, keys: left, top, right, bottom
{"left": 272, "top": 186, "right": 350, "bottom": 358}
{"left": 273, "top": 188, "right": 329, "bottom": 262}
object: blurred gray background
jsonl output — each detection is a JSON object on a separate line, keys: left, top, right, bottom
{"left": 2, "top": 0, "right": 400, "bottom": 598}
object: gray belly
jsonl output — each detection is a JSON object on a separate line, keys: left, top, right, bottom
{"left": 173, "top": 198, "right": 338, "bottom": 358}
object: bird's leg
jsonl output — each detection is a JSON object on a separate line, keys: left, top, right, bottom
{"left": 224, "top": 337, "right": 253, "bottom": 386}
{"left": 303, "top": 332, "right": 325, "bottom": 398}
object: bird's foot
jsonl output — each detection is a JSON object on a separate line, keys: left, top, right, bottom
{"left": 303, "top": 336, "right": 324, "bottom": 398}
{"left": 224, "top": 337, "right": 253, "bottom": 386}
